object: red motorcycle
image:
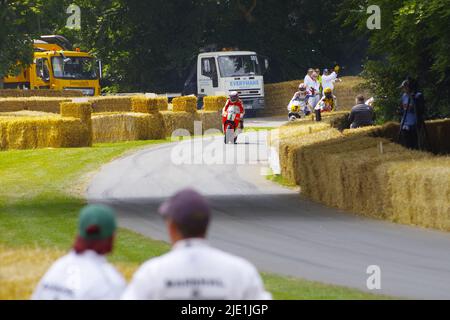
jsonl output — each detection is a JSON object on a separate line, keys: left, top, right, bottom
{"left": 222, "top": 105, "right": 242, "bottom": 144}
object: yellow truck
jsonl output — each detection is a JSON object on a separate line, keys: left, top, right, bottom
{"left": 3, "top": 35, "right": 101, "bottom": 96}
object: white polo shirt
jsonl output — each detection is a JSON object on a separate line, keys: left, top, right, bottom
{"left": 322, "top": 72, "right": 338, "bottom": 91}
{"left": 32, "top": 250, "right": 126, "bottom": 300}
{"left": 121, "top": 239, "right": 272, "bottom": 300}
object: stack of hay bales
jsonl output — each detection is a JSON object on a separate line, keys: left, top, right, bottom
{"left": 91, "top": 97, "right": 167, "bottom": 143}
{"left": 262, "top": 76, "right": 370, "bottom": 116}
{"left": 91, "top": 112, "right": 152, "bottom": 143}
{"left": 0, "top": 89, "right": 82, "bottom": 98}
{"left": 0, "top": 116, "right": 91, "bottom": 150}
{"left": 203, "top": 96, "right": 227, "bottom": 111}
{"left": 172, "top": 96, "right": 198, "bottom": 113}
{"left": 277, "top": 116, "right": 450, "bottom": 231}
{"left": 0, "top": 97, "right": 71, "bottom": 113}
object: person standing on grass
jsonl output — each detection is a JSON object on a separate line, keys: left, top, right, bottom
{"left": 122, "top": 188, "right": 272, "bottom": 300}
{"left": 348, "top": 95, "right": 375, "bottom": 129}
{"left": 398, "top": 77, "right": 427, "bottom": 150}
{"left": 32, "top": 204, "right": 126, "bottom": 300}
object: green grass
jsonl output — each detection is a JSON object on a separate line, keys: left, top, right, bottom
{"left": 0, "top": 139, "right": 391, "bottom": 300}
{"left": 244, "top": 126, "right": 276, "bottom": 132}
{"left": 262, "top": 273, "right": 390, "bottom": 300}
{"left": 0, "top": 140, "right": 169, "bottom": 204}
{"left": 266, "top": 174, "right": 298, "bottom": 188}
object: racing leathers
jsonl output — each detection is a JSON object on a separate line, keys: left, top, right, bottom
{"left": 288, "top": 90, "right": 312, "bottom": 118}
{"left": 222, "top": 98, "right": 245, "bottom": 131}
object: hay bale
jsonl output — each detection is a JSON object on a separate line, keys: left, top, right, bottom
{"left": 131, "top": 96, "right": 159, "bottom": 114}
{"left": 172, "top": 96, "right": 198, "bottom": 113}
{"left": 203, "top": 96, "right": 227, "bottom": 111}
{"left": 0, "top": 116, "right": 91, "bottom": 150}
{"left": 0, "top": 89, "right": 82, "bottom": 98}
{"left": 60, "top": 102, "right": 92, "bottom": 123}
{"left": 90, "top": 96, "right": 132, "bottom": 113}
{"left": 0, "top": 110, "right": 57, "bottom": 118}
{"left": 147, "top": 112, "right": 166, "bottom": 139}
{"left": 0, "top": 246, "right": 65, "bottom": 300}
{"left": 425, "top": 118, "right": 450, "bottom": 154}
{"left": 380, "top": 157, "right": 450, "bottom": 231}
{"left": 161, "top": 111, "right": 197, "bottom": 136}
{"left": 196, "top": 111, "right": 222, "bottom": 133}
{"left": 156, "top": 96, "right": 169, "bottom": 111}
{"left": 91, "top": 112, "right": 166, "bottom": 143}
{"left": 277, "top": 121, "right": 339, "bottom": 184}
{"left": 0, "top": 97, "right": 70, "bottom": 114}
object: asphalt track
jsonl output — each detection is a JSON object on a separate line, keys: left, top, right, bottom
{"left": 88, "top": 119, "right": 450, "bottom": 299}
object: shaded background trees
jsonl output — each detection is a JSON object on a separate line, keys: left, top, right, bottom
{"left": 0, "top": 0, "right": 448, "bottom": 119}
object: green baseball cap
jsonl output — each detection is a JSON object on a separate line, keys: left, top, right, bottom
{"left": 78, "top": 204, "right": 117, "bottom": 241}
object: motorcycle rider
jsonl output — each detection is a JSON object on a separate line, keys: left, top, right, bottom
{"left": 222, "top": 91, "right": 245, "bottom": 132}
{"left": 314, "top": 87, "right": 337, "bottom": 121}
{"left": 287, "top": 83, "right": 312, "bottom": 120}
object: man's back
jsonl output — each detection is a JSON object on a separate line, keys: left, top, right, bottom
{"left": 122, "top": 239, "right": 271, "bottom": 300}
{"left": 32, "top": 250, "right": 126, "bottom": 300}
{"left": 349, "top": 103, "right": 374, "bottom": 128}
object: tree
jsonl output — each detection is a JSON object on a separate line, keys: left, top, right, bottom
{"left": 0, "top": 0, "right": 37, "bottom": 87}
{"left": 340, "top": 0, "right": 450, "bottom": 120}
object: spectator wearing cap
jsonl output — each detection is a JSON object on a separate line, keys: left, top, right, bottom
{"left": 398, "top": 77, "right": 427, "bottom": 150}
{"left": 121, "top": 188, "right": 272, "bottom": 300}
{"left": 348, "top": 95, "right": 375, "bottom": 129}
{"left": 32, "top": 205, "right": 126, "bottom": 300}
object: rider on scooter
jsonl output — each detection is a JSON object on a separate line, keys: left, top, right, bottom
{"left": 287, "top": 83, "right": 312, "bottom": 120}
{"left": 222, "top": 91, "right": 245, "bottom": 131}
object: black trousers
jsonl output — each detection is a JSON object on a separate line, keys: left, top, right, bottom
{"left": 399, "top": 126, "right": 418, "bottom": 150}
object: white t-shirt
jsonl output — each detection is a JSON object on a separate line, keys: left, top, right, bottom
{"left": 32, "top": 250, "right": 126, "bottom": 300}
{"left": 122, "top": 239, "right": 272, "bottom": 300}
{"left": 322, "top": 72, "right": 338, "bottom": 91}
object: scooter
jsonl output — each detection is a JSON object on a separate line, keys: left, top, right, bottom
{"left": 222, "top": 106, "right": 242, "bottom": 144}
{"left": 287, "top": 100, "right": 311, "bottom": 122}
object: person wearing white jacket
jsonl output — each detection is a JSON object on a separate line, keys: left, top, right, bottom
{"left": 122, "top": 188, "right": 272, "bottom": 300}
{"left": 32, "top": 205, "right": 126, "bottom": 300}
{"left": 321, "top": 69, "right": 341, "bottom": 95}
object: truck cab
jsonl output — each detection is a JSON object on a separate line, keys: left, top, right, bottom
{"left": 3, "top": 35, "right": 102, "bottom": 96}
{"left": 183, "top": 50, "right": 269, "bottom": 111}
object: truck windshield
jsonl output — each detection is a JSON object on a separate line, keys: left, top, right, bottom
{"left": 51, "top": 56, "right": 98, "bottom": 80}
{"left": 218, "top": 55, "right": 262, "bottom": 77}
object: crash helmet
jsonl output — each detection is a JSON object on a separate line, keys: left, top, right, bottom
{"left": 324, "top": 87, "right": 333, "bottom": 97}
{"left": 230, "top": 91, "right": 239, "bottom": 102}
{"left": 298, "top": 83, "right": 307, "bottom": 92}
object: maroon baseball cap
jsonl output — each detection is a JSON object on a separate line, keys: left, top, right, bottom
{"left": 158, "top": 188, "right": 211, "bottom": 227}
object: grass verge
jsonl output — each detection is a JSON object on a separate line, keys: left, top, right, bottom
{"left": 0, "top": 139, "right": 390, "bottom": 300}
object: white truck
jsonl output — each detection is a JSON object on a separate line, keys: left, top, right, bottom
{"left": 182, "top": 50, "right": 269, "bottom": 112}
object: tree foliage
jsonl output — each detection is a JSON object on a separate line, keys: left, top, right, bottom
{"left": 0, "top": 0, "right": 366, "bottom": 92}
{"left": 340, "top": 0, "right": 450, "bottom": 120}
